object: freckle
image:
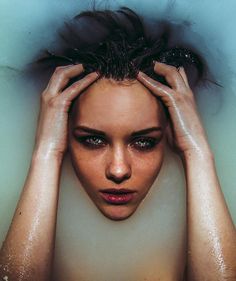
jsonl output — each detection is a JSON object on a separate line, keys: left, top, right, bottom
{"left": 19, "top": 212, "right": 21, "bottom": 215}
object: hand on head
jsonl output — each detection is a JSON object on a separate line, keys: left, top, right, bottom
{"left": 36, "top": 61, "right": 209, "bottom": 161}
{"left": 137, "top": 62, "right": 210, "bottom": 158}
{"left": 35, "top": 64, "right": 99, "bottom": 158}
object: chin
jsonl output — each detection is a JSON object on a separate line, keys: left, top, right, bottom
{"left": 98, "top": 204, "right": 138, "bottom": 221}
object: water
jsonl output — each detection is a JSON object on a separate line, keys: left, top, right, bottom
{"left": 0, "top": 0, "right": 236, "bottom": 280}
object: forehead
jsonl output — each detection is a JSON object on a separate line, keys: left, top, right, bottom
{"left": 71, "top": 78, "right": 163, "bottom": 129}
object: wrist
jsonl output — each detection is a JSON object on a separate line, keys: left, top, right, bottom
{"left": 182, "top": 146, "right": 214, "bottom": 164}
{"left": 32, "top": 145, "right": 64, "bottom": 163}
{"left": 181, "top": 148, "right": 216, "bottom": 184}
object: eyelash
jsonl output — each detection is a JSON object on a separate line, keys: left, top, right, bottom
{"left": 133, "top": 138, "right": 158, "bottom": 150}
{"left": 76, "top": 136, "right": 160, "bottom": 151}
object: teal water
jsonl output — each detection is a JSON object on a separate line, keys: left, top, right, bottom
{"left": 0, "top": 1, "right": 236, "bottom": 280}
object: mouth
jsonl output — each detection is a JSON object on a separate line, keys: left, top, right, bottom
{"left": 99, "top": 189, "right": 137, "bottom": 205}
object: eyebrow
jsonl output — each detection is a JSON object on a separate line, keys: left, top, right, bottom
{"left": 131, "top": 127, "right": 163, "bottom": 136}
{"left": 74, "top": 125, "right": 162, "bottom": 136}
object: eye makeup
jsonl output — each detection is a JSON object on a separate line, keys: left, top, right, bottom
{"left": 130, "top": 136, "right": 161, "bottom": 151}
{"left": 75, "top": 135, "right": 107, "bottom": 149}
{"left": 73, "top": 134, "right": 162, "bottom": 151}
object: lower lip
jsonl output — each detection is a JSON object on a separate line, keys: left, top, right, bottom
{"left": 100, "top": 192, "right": 135, "bottom": 204}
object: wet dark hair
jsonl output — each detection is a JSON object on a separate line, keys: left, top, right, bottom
{"left": 33, "top": 7, "right": 209, "bottom": 88}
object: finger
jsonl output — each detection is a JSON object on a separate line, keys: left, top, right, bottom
{"left": 154, "top": 62, "right": 186, "bottom": 90}
{"left": 61, "top": 72, "right": 99, "bottom": 100}
{"left": 178, "top": 67, "right": 190, "bottom": 87}
{"left": 137, "top": 71, "right": 172, "bottom": 98}
{"left": 46, "top": 64, "right": 84, "bottom": 95}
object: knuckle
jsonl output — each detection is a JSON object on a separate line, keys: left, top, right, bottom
{"left": 58, "top": 97, "right": 71, "bottom": 110}
{"left": 40, "top": 92, "right": 71, "bottom": 111}
{"left": 40, "top": 87, "right": 55, "bottom": 98}
{"left": 47, "top": 97, "right": 60, "bottom": 108}
{"left": 55, "top": 66, "right": 65, "bottom": 71}
{"left": 60, "top": 98, "right": 71, "bottom": 108}
{"left": 70, "top": 83, "right": 80, "bottom": 91}
{"left": 46, "top": 96, "right": 70, "bottom": 111}
{"left": 40, "top": 90, "right": 49, "bottom": 102}
{"left": 41, "top": 89, "right": 47, "bottom": 98}
{"left": 168, "top": 66, "right": 178, "bottom": 75}
{"left": 54, "top": 66, "right": 67, "bottom": 76}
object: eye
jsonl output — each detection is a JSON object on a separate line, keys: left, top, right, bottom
{"left": 131, "top": 137, "right": 159, "bottom": 151}
{"left": 76, "top": 135, "right": 106, "bottom": 148}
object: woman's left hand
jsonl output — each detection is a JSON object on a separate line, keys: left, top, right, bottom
{"left": 137, "top": 62, "right": 212, "bottom": 159}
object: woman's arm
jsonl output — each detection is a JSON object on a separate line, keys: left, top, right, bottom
{"left": 184, "top": 149, "right": 236, "bottom": 281}
{"left": 0, "top": 150, "right": 63, "bottom": 281}
{"left": 0, "top": 64, "right": 99, "bottom": 281}
{"left": 137, "top": 62, "right": 236, "bottom": 281}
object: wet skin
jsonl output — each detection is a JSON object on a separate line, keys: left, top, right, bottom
{"left": 1, "top": 64, "right": 235, "bottom": 281}
{"left": 68, "top": 78, "right": 167, "bottom": 221}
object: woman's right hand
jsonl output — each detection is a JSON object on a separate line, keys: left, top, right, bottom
{"left": 34, "top": 64, "right": 99, "bottom": 159}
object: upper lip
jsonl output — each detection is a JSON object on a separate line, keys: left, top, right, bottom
{"left": 99, "top": 188, "right": 136, "bottom": 194}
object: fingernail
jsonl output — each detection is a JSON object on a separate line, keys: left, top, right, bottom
{"left": 96, "top": 71, "right": 101, "bottom": 78}
{"left": 137, "top": 72, "right": 142, "bottom": 78}
{"left": 81, "top": 64, "right": 84, "bottom": 71}
{"left": 92, "top": 72, "right": 99, "bottom": 77}
{"left": 137, "top": 72, "right": 148, "bottom": 80}
{"left": 91, "top": 72, "right": 100, "bottom": 80}
{"left": 153, "top": 60, "right": 161, "bottom": 69}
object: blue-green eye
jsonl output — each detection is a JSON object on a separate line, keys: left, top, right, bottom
{"left": 132, "top": 137, "right": 159, "bottom": 151}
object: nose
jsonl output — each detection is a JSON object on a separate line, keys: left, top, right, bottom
{"left": 105, "top": 144, "right": 131, "bottom": 184}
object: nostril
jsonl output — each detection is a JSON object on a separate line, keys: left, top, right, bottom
{"left": 105, "top": 149, "right": 132, "bottom": 182}
{"left": 106, "top": 167, "right": 131, "bottom": 183}
{"left": 111, "top": 176, "right": 128, "bottom": 184}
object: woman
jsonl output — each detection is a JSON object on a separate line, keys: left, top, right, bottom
{"left": 0, "top": 7, "right": 235, "bottom": 281}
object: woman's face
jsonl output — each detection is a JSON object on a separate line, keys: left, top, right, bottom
{"left": 68, "top": 78, "right": 166, "bottom": 221}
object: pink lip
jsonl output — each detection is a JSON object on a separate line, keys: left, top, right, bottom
{"left": 99, "top": 189, "right": 136, "bottom": 204}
